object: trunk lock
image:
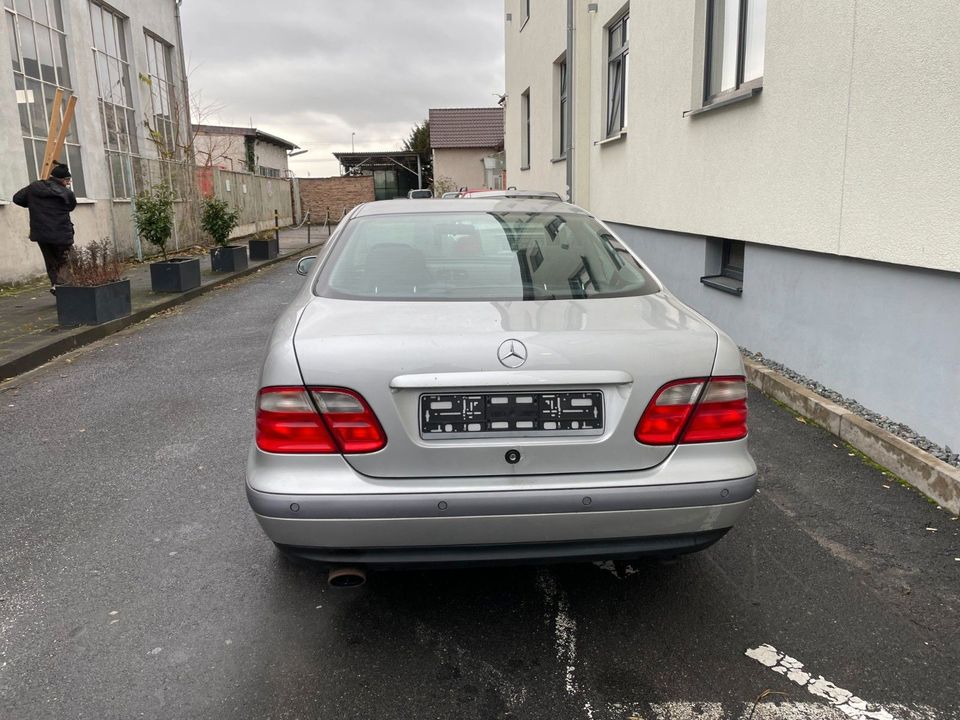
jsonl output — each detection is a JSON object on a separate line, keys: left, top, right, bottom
{"left": 505, "top": 449, "right": 521, "bottom": 464}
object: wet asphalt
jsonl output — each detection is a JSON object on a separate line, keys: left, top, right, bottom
{"left": 0, "top": 260, "right": 957, "bottom": 720}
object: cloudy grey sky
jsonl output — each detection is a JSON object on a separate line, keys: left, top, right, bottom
{"left": 180, "top": 0, "right": 505, "bottom": 178}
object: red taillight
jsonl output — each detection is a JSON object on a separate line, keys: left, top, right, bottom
{"left": 310, "top": 388, "right": 387, "bottom": 454}
{"left": 635, "top": 376, "right": 747, "bottom": 445}
{"left": 256, "top": 387, "right": 386, "bottom": 454}
{"left": 682, "top": 378, "right": 748, "bottom": 443}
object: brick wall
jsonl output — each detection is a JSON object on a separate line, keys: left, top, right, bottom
{"left": 299, "top": 176, "right": 375, "bottom": 223}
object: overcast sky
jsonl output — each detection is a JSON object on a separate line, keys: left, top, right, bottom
{"left": 180, "top": 0, "right": 505, "bottom": 178}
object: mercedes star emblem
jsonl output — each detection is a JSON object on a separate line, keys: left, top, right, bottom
{"left": 497, "top": 339, "right": 528, "bottom": 368}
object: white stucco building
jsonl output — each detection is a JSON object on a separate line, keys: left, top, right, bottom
{"left": 505, "top": 0, "right": 960, "bottom": 450}
{"left": 429, "top": 107, "right": 504, "bottom": 192}
{"left": 0, "top": 0, "right": 190, "bottom": 283}
{"left": 193, "top": 124, "right": 298, "bottom": 178}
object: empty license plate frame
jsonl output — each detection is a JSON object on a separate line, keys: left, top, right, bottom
{"left": 420, "top": 391, "right": 604, "bottom": 439}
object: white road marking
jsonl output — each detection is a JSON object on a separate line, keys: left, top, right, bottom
{"left": 537, "top": 570, "right": 596, "bottom": 719}
{"left": 746, "top": 643, "right": 897, "bottom": 719}
{"left": 592, "top": 560, "right": 640, "bottom": 579}
{"left": 606, "top": 701, "right": 940, "bottom": 719}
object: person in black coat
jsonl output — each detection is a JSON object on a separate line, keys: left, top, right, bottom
{"left": 13, "top": 163, "right": 77, "bottom": 294}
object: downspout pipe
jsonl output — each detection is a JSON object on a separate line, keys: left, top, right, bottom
{"left": 174, "top": 0, "right": 193, "bottom": 250}
{"left": 565, "top": 0, "right": 574, "bottom": 204}
{"left": 174, "top": 0, "right": 192, "bottom": 163}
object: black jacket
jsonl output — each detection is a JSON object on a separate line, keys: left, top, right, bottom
{"left": 12, "top": 180, "right": 77, "bottom": 245}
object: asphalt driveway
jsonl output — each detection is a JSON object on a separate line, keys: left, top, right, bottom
{"left": 0, "top": 261, "right": 956, "bottom": 720}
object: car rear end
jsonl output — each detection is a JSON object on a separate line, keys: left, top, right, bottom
{"left": 246, "top": 199, "right": 757, "bottom": 568}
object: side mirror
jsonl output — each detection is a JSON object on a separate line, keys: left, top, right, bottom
{"left": 296, "top": 256, "right": 317, "bottom": 276}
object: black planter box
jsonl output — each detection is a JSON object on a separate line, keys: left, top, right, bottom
{"left": 210, "top": 245, "right": 248, "bottom": 273}
{"left": 150, "top": 257, "right": 201, "bottom": 293}
{"left": 56, "top": 279, "right": 132, "bottom": 326}
{"left": 248, "top": 236, "right": 279, "bottom": 260}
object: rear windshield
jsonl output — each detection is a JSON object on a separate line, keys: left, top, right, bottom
{"left": 315, "top": 211, "right": 660, "bottom": 301}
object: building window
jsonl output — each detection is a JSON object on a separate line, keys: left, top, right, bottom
{"left": 143, "top": 32, "right": 176, "bottom": 159}
{"left": 705, "top": 0, "right": 765, "bottom": 103}
{"left": 5, "top": 0, "right": 87, "bottom": 196}
{"left": 606, "top": 11, "right": 629, "bottom": 138}
{"left": 90, "top": 2, "right": 139, "bottom": 199}
{"left": 701, "top": 238, "right": 745, "bottom": 295}
{"left": 520, "top": 88, "right": 530, "bottom": 169}
{"left": 556, "top": 57, "right": 568, "bottom": 159}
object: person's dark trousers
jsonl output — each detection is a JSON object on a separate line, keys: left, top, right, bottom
{"left": 38, "top": 242, "right": 70, "bottom": 285}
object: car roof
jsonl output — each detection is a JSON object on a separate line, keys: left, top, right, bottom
{"left": 460, "top": 189, "right": 563, "bottom": 200}
{"left": 353, "top": 198, "right": 589, "bottom": 217}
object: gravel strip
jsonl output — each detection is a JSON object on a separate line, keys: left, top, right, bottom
{"left": 741, "top": 348, "right": 959, "bottom": 469}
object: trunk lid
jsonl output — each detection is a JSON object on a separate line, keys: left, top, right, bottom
{"left": 293, "top": 294, "right": 717, "bottom": 479}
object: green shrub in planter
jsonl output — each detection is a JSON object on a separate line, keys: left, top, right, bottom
{"left": 249, "top": 230, "right": 279, "bottom": 260}
{"left": 202, "top": 198, "right": 247, "bottom": 272}
{"left": 201, "top": 198, "right": 240, "bottom": 248}
{"left": 134, "top": 185, "right": 201, "bottom": 292}
{"left": 133, "top": 184, "right": 175, "bottom": 261}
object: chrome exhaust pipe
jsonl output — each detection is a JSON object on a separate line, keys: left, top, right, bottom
{"left": 327, "top": 567, "right": 367, "bottom": 588}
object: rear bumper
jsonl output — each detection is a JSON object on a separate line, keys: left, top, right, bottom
{"left": 248, "top": 475, "right": 756, "bottom": 562}
{"left": 274, "top": 530, "right": 731, "bottom": 568}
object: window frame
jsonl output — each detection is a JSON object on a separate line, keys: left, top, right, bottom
{"left": 5, "top": 0, "right": 87, "bottom": 196}
{"left": 700, "top": 238, "right": 745, "bottom": 295}
{"left": 520, "top": 87, "right": 530, "bottom": 170}
{"left": 605, "top": 10, "right": 629, "bottom": 139}
{"left": 143, "top": 31, "right": 177, "bottom": 160}
{"left": 703, "top": 0, "right": 764, "bottom": 106}
{"left": 555, "top": 55, "right": 568, "bottom": 160}
{"left": 89, "top": 1, "right": 140, "bottom": 200}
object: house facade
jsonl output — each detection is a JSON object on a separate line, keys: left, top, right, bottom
{"left": 429, "top": 107, "right": 504, "bottom": 192}
{"left": 505, "top": 0, "right": 960, "bottom": 450}
{"left": 0, "top": 0, "right": 192, "bottom": 283}
{"left": 193, "top": 124, "right": 298, "bottom": 178}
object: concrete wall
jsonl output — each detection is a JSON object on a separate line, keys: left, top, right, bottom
{"left": 0, "top": 0, "right": 190, "bottom": 283}
{"left": 613, "top": 222, "right": 960, "bottom": 451}
{"left": 504, "top": 0, "right": 960, "bottom": 274}
{"left": 208, "top": 169, "right": 293, "bottom": 240}
{"left": 433, "top": 148, "right": 493, "bottom": 191}
{"left": 298, "top": 176, "right": 374, "bottom": 223}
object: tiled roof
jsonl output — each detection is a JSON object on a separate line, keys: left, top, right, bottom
{"left": 429, "top": 107, "right": 504, "bottom": 149}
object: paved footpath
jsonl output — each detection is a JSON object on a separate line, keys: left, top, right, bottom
{"left": 0, "top": 259, "right": 957, "bottom": 720}
{"left": 0, "top": 225, "right": 327, "bottom": 380}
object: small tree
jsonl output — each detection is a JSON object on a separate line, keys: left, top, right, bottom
{"left": 132, "top": 185, "right": 175, "bottom": 260}
{"left": 201, "top": 197, "right": 240, "bottom": 247}
{"left": 403, "top": 119, "right": 433, "bottom": 187}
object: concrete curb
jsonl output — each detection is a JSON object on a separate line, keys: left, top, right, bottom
{"left": 743, "top": 358, "right": 960, "bottom": 515}
{"left": 0, "top": 245, "right": 316, "bottom": 383}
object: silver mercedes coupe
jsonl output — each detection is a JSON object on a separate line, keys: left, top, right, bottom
{"left": 246, "top": 196, "right": 756, "bottom": 584}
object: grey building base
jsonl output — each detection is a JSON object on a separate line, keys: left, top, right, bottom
{"left": 611, "top": 222, "right": 960, "bottom": 451}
